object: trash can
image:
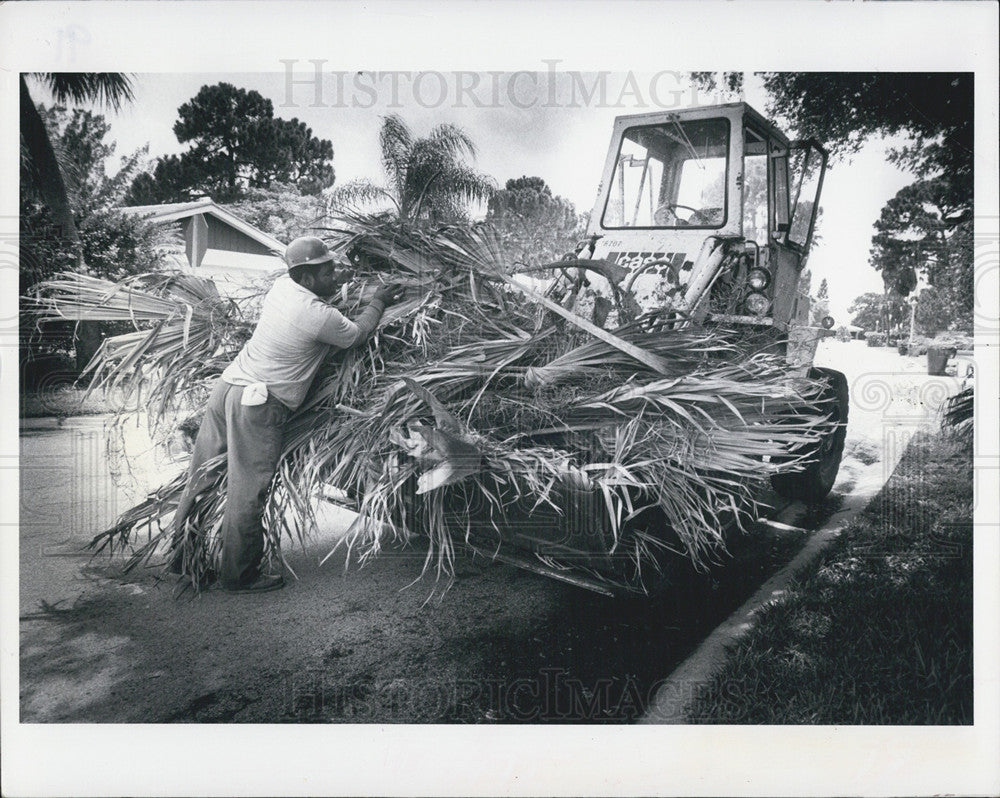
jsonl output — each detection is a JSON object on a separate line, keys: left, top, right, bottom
{"left": 927, "top": 347, "right": 950, "bottom": 376}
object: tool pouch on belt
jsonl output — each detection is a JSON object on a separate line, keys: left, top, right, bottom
{"left": 241, "top": 382, "right": 269, "bottom": 406}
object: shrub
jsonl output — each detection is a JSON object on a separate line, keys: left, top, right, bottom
{"left": 931, "top": 332, "right": 973, "bottom": 351}
{"left": 902, "top": 332, "right": 972, "bottom": 358}
{"left": 20, "top": 352, "right": 78, "bottom": 392}
{"left": 866, "top": 332, "right": 887, "bottom": 347}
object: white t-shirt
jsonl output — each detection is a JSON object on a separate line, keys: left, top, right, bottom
{"left": 221, "top": 274, "right": 383, "bottom": 410}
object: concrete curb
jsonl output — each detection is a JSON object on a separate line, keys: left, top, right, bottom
{"left": 639, "top": 464, "right": 888, "bottom": 724}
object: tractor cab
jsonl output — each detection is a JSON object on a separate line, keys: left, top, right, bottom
{"left": 584, "top": 102, "right": 827, "bottom": 333}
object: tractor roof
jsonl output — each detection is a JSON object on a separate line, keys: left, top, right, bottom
{"left": 612, "top": 102, "right": 791, "bottom": 148}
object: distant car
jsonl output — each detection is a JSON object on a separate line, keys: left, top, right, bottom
{"left": 954, "top": 351, "right": 975, "bottom": 389}
{"left": 962, "top": 363, "right": 975, "bottom": 390}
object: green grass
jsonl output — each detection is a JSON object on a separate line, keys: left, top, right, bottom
{"left": 688, "top": 430, "right": 973, "bottom": 724}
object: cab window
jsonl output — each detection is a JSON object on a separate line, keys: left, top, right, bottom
{"left": 742, "top": 127, "right": 768, "bottom": 245}
{"left": 602, "top": 118, "right": 729, "bottom": 229}
{"left": 771, "top": 143, "right": 790, "bottom": 238}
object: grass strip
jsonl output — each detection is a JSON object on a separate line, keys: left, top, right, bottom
{"left": 688, "top": 429, "right": 973, "bottom": 724}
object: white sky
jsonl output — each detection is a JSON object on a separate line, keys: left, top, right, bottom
{"left": 32, "top": 70, "right": 917, "bottom": 322}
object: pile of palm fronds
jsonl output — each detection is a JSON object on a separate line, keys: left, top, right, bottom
{"left": 26, "top": 211, "right": 837, "bottom": 594}
{"left": 25, "top": 271, "right": 252, "bottom": 426}
{"left": 941, "top": 386, "right": 974, "bottom": 442}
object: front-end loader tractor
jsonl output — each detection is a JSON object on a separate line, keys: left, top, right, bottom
{"left": 572, "top": 101, "right": 848, "bottom": 503}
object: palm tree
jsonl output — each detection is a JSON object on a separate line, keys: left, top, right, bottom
{"left": 21, "top": 73, "right": 135, "bottom": 242}
{"left": 328, "top": 114, "right": 495, "bottom": 225}
{"left": 20, "top": 72, "right": 135, "bottom": 368}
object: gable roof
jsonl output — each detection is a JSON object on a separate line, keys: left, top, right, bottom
{"left": 119, "top": 198, "right": 286, "bottom": 254}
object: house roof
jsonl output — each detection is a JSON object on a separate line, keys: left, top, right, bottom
{"left": 119, "top": 198, "right": 286, "bottom": 254}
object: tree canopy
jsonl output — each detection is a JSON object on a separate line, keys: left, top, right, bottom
{"left": 224, "top": 182, "right": 329, "bottom": 242}
{"left": 327, "top": 114, "right": 495, "bottom": 226}
{"left": 20, "top": 72, "right": 135, "bottom": 245}
{"left": 914, "top": 287, "right": 957, "bottom": 337}
{"left": 39, "top": 106, "right": 149, "bottom": 219}
{"left": 503, "top": 176, "right": 550, "bottom": 194}
{"left": 21, "top": 105, "right": 173, "bottom": 293}
{"left": 759, "top": 73, "right": 972, "bottom": 193}
{"left": 869, "top": 177, "right": 973, "bottom": 329}
{"left": 693, "top": 72, "right": 972, "bottom": 195}
{"left": 21, "top": 98, "right": 173, "bottom": 369}
{"left": 485, "top": 176, "right": 581, "bottom": 268}
{"left": 126, "top": 82, "right": 335, "bottom": 204}
{"left": 848, "top": 291, "right": 909, "bottom": 333}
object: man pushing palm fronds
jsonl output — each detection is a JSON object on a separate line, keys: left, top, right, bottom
{"left": 170, "top": 236, "right": 404, "bottom": 593}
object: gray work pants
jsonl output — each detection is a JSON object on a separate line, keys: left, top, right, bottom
{"left": 172, "top": 378, "right": 290, "bottom": 587}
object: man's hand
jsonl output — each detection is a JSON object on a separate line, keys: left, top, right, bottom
{"left": 374, "top": 283, "right": 405, "bottom": 306}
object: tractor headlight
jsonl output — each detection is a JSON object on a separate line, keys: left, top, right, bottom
{"left": 745, "top": 292, "right": 770, "bottom": 316}
{"left": 747, "top": 267, "right": 771, "bottom": 291}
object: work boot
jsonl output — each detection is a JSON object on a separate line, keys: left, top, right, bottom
{"left": 220, "top": 574, "right": 285, "bottom": 594}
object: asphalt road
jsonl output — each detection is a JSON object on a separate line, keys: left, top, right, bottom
{"left": 18, "top": 341, "right": 962, "bottom": 722}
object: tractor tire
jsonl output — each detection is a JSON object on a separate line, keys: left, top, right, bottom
{"left": 770, "top": 367, "right": 849, "bottom": 503}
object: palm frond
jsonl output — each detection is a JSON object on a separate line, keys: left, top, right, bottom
{"left": 378, "top": 114, "right": 414, "bottom": 198}
{"left": 942, "top": 386, "right": 973, "bottom": 439}
{"left": 26, "top": 271, "right": 248, "bottom": 428}
{"left": 424, "top": 122, "right": 478, "bottom": 161}
{"left": 411, "top": 164, "right": 496, "bottom": 221}
{"left": 326, "top": 179, "right": 398, "bottom": 214}
{"left": 33, "top": 73, "right": 135, "bottom": 112}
